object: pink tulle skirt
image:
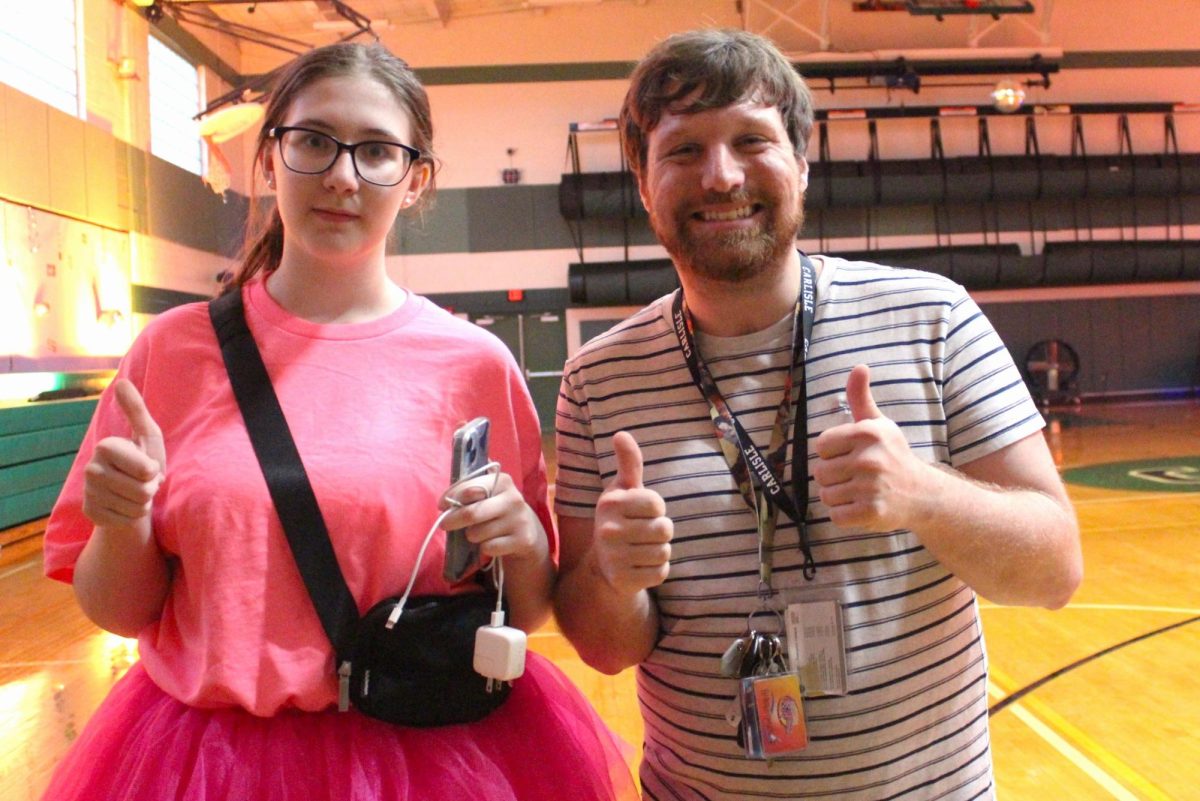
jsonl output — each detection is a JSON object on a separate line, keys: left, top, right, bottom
{"left": 41, "top": 654, "right": 638, "bottom": 801}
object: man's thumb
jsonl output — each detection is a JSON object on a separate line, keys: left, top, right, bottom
{"left": 845, "top": 364, "right": 882, "bottom": 422}
{"left": 611, "top": 431, "right": 644, "bottom": 490}
{"left": 114, "top": 379, "right": 167, "bottom": 472}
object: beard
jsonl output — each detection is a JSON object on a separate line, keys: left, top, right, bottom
{"left": 650, "top": 190, "right": 805, "bottom": 285}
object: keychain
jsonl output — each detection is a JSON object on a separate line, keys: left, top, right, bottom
{"left": 723, "top": 608, "right": 809, "bottom": 760}
{"left": 738, "top": 634, "right": 808, "bottom": 759}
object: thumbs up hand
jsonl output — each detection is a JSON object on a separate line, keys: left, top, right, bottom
{"left": 843, "top": 362, "right": 883, "bottom": 423}
{"left": 813, "top": 365, "right": 935, "bottom": 532}
{"left": 591, "top": 431, "right": 674, "bottom": 596}
{"left": 82, "top": 379, "right": 167, "bottom": 531}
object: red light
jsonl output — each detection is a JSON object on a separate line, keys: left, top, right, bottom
{"left": 507, "top": 290, "right": 524, "bottom": 302}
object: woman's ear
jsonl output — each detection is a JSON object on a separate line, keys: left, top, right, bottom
{"left": 262, "top": 148, "right": 277, "bottom": 190}
{"left": 400, "top": 161, "right": 433, "bottom": 208}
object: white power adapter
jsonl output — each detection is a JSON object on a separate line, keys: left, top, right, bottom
{"left": 474, "top": 611, "right": 527, "bottom": 682}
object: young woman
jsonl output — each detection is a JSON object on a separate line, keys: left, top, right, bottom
{"left": 41, "top": 42, "right": 637, "bottom": 801}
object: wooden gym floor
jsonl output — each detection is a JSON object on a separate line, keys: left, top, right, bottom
{"left": 1, "top": 399, "right": 1197, "bottom": 800}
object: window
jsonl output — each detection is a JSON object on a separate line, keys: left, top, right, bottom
{"left": 0, "top": 0, "right": 80, "bottom": 117}
{"left": 148, "top": 36, "right": 203, "bottom": 175}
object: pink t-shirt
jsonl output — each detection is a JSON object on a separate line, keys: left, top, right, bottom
{"left": 44, "top": 280, "right": 554, "bottom": 715}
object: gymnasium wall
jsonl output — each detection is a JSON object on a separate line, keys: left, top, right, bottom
{"left": 2, "top": 0, "right": 1199, "bottom": 408}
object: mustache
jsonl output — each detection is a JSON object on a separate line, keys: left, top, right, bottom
{"left": 696, "top": 189, "right": 755, "bottom": 206}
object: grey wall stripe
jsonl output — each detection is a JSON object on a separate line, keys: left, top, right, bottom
{"left": 424, "top": 288, "right": 569, "bottom": 315}
{"left": 1062, "top": 50, "right": 1200, "bottom": 69}
{"left": 143, "top": 152, "right": 250, "bottom": 257}
{"left": 134, "top": 169, "right": 1199, "bottom": 263}
{"left": 132, "top": 284, "right": 210, "bottom": 315}
{"left": 392, "top": 183, "right": 655, "bottom": 256}
{"left": 392, "top": 186, "right": 1200, "bottom": 257}
{"left": 416, "top": 62, "right": 636, "bottom": 85}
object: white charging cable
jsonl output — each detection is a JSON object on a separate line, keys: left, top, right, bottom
{"left": 381, "top": 459, "right": 527, "bottom": 688}
{"left": 385, "top": 461, "right": 501, "bottom": 628}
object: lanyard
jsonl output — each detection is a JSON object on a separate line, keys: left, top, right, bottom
{"left": 671, "top": 256, "right": 818, "bottom": 589}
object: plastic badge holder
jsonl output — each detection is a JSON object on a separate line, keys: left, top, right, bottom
{"left": 739, "top": 672, "right": 809, "bottom": 759}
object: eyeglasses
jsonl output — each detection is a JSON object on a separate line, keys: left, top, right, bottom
{"left": 269, "top": 126, "right": 421, "bottom": 187}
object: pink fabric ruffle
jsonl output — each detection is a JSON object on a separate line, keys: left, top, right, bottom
{"left": 42, "top": 654, "right": 638, "bottom": 801}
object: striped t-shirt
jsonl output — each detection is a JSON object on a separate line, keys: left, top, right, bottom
{"left": 554, "top": 256, "right": 1043, "bottom": 801}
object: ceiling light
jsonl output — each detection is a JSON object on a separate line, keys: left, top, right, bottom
{"left": 992, "top": 79, "right": 1026, "bottom": 112}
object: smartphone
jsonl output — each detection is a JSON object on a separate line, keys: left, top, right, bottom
{"left": 442, "top": 417, "right": 491, "bottom": 582}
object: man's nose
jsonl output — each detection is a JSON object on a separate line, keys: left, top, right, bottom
{"left": 700, "top": 146, "right": 745, "bottom": 194}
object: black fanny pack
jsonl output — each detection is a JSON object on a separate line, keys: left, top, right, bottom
{"left": 342, "top": 593, "right": 512, "bottom": 726}
{"left": 210, "top": 290, "right": 511, "bottom": 727}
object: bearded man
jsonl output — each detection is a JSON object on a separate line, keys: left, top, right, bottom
{"left": 552, "top": 28, "right": 1081, "bottom": 801}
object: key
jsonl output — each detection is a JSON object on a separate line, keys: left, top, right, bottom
{"left": 761, "top": 634, "right": 786, "bottom": 676}
{"left": 740, "top": 633, "right": 768, "bottom": 679}
{"left": 720, "top": 636, "right": 752, "bottom": 678}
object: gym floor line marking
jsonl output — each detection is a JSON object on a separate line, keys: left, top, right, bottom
{"left": 987, "top": 617, "right": 1199, "bottom": 797}
{"left": 1074, "top": 524, "right": 1200, "bottom": 536}
{"left": 987, "top": 680, "right": 1142, "bottom": 801}
{"left": 0, "top": 559, "right": 40, "bottom": 582}
{"left": 989, "top": 616, "right": 1199, "bottom": 717}
{"left": 988, "top": 670, "right": 1173, "bottom": 801}
{"left": 981, "top": 603, "right": 1200, "bottom": 616}
{"left": 0, "top": 659, "right": 96, "bottom": 669}
{"left": 1068, "top": 492, "right": 1200, "bottom": 505}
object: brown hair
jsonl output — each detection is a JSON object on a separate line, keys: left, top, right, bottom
{"left": 620, "top": 29, "right": 814, "bottom": 177}
{"left": 229, "top": 42, "right": 436, "bottom": 291}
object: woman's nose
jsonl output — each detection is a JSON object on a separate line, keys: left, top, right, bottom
{"left": 323, "top": 149, "right": 360, "bottom": 192}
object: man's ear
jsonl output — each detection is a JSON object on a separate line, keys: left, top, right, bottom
{"left": 797, "top": 156, "right": 810, "bottom": 194}
{"left": 636, "top": 170, "right": 652, "bottom": 217}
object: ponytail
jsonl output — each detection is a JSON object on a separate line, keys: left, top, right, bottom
{"left": 223, "top": 201, "right": 284, "bottom": 295}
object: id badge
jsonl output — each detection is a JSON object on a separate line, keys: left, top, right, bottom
{"left": 739, "top": 673, "right": 808, "bottom": 758}
{"left": 785, "top": 598, "right": 848, "bottom": 697}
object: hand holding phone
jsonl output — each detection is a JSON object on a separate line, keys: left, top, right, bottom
{"left": 443, "top": 417, "right": 491, "bottom": 582}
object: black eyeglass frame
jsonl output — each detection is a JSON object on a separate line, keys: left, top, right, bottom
{"left": 268, "top": 126, "right": 422, "bottom": 187}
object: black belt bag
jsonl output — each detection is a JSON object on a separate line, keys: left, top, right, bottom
{"left": 345, "top": 593, "right": 511, "bottom": 726}
{"left": 210, "top": 289, "right": 511, "bottom": 727}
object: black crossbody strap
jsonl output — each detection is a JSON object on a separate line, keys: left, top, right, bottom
{"left": 209, "top": 289, "right": 359, "bottom": 659}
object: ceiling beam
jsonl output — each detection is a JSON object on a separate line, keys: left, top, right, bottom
{"left": 422, "top": 0, "right": 451, "bottom": 25}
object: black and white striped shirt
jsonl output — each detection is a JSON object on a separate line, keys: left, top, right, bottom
{"left": 555, "top": 256, "right": 1043, "bottom": 801}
